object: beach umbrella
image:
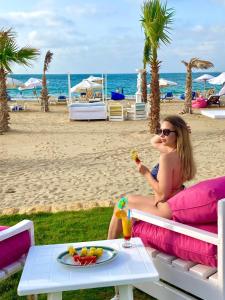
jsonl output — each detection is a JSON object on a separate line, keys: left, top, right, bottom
{"left": 208, "top": 72, "right": 225, "bottom": 85}
{"left": 86, "top": 75, "right": 104, "bottom": 84}
{"left": 219, "top": 85, "right": 225, "bottom": 96}
{"left": 158, "top": 78, "right": 177, "bottom": 88}
{"left": 6, "top": 77, "right": 23, "bottom": 89}
{"left": 194, "top": 74, "right": 215, "bottom": 91}
{"left": 147, "top": 78, "right": 177, "bottom": 88}
{"left": 18, "top": 77, "right": 42, "bottom": 90}
{"left": 70, "top": 79, "right": 102, "bottom": 93}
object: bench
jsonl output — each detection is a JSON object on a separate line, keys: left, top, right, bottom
{"left": 131, "top": 199, "right": 225, "bottom": 300}
{"left": 0, "top": 220, "right": 34, "bottom": 281}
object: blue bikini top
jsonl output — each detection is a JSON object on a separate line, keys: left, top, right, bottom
{"left": 151, "top": 163, "right": 159, "bottom": 180}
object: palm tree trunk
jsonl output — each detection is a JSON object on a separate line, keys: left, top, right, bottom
{"left": 141, "top": 69, "right": 147, "bottom": 103}
{"left": 183, "top": 64, "right": 193, "bottom": 114}
{"left": 0, "top": 68, "right": 10, "bottom": 134}
{"left": 40, "top": 73, "right": 49, "bottom": 112}
{"left": 149, "top": 59, "right": 160, "bottom": 133}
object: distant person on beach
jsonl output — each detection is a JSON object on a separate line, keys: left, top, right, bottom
{"left": 107, "top": 115, "right": 196, "bottom": 240}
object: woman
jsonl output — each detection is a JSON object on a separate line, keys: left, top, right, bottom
{"left": 107, "top": 115, "right": 196, "bottom": 240}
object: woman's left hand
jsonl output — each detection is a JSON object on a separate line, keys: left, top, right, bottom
{"left": 137, "top": 163, "right": 150, "bottom": 177}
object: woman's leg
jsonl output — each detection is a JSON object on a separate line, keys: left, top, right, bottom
{"left": 107, "top": 205, "right": 122, "bottom": 239}
{"left": 127, "top": 194, "right": 172, "bottom": 218}
{"left": 107, "top": 194, "right": 172, "bottom": 240}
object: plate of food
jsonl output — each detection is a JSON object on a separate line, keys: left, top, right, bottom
{"left": 57, "top": 245, "right": 118, "bottom": 268}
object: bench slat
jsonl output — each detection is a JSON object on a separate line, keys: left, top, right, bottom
{"left": 172, "top": 258, "right": 196, "bottom": 271}
{"left": 189, "top": 264, "right": 217, "bottom": 279}
{"left": 156, "top": 252, "right": 176, "bottom": 264}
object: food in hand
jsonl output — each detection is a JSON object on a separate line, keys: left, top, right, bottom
{"left": 130, "top": 149, "right": 141, "bottom": 163}
{"left": 68, "top": 246, "right": 104, "bottom": 265}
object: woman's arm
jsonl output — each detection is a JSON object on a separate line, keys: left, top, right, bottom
{"left": 138, "top": 153, "right": 173, "bottom": 201}
{"left": 151, "top": 135, "right": 167, "bottom": 152}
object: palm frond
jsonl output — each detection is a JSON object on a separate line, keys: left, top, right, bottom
{"left": 181, "top": 60, "right": 188, "bottom": 67}
{"left": 190, "top": 58, "right": 214, "bottom": 69}
{"left": 43, "top": 50, "right": 53, "bottom": 72}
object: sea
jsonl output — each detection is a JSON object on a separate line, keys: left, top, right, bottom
{"left": 7, "top": 72, "right": 222, "bottom": 100}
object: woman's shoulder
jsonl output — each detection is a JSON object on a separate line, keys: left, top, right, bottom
{"left": 160, "top": 151, "right": 179, "bottom": 164}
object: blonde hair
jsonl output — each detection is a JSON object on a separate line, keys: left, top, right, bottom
{"left": 163, "top": 115, "right": 196, "bottom": 182}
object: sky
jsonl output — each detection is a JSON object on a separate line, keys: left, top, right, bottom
{"left": 1, "top": 0, "right": 225, "bottom": 74}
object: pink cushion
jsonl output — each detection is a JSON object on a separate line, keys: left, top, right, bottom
{"left": 132, "top": 221, "right": 217, "bottom": 267}
{"left": 168, "top": 176, "right": 225, "bottom": 224}
{"left": 192, "top": 99, "right": 207, "bottom": 108}
{"left": 0, "top": 226, "right": 31, "bottom": 269}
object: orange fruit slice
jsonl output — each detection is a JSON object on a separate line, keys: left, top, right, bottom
{"left": 115, "top": 209, "right": 127, "bottom": 219}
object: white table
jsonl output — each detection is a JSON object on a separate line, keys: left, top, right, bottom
{"left": 17, "top": 237, "right": 158, "bottom": 300}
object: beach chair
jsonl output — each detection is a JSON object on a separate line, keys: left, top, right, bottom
{"left": 126, "top": 103, "right": 147, "bottom": 120}
{"left": 108, "top": 101, "right": 126, "bottom": 121}
{"left": 132, "top": 199, "right": 225, "bottom": 300}
{"left": 161, "top": 92, "right": 174, "bottom": 102}
{"left": 0, "top": 220, "right": 34, "bottom": 282}
{"left": 207, "top": 95, "right": 220, "bottom": 107}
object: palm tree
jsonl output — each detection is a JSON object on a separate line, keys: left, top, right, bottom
{"left": 40, "top": 50, "right": 53, "bottom": 112}
{"left": 181, "top": 58, "right": 214, "bottom": 114}
{"left": 141, "top": 0, "right": 175, "bottom": 133}
{"left": 141, "top": 36, "right": 150, "bottom": 103}
{"left": 0, "top": 28, "right": 40, "bottom": 134}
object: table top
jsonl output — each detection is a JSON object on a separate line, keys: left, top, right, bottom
{"left": 18, "top": 237, "right": 159, "bottom": 296}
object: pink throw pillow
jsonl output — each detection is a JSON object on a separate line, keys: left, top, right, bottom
{"left": 132, "top": 221, "right": 217, "bottom": 267}
{"left": 0, "top": 226, "right": 31, "bottom": 269}
{"left": 168, "top": 176, "right": 225, "bottom": 224}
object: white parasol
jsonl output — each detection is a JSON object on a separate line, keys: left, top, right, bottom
{"left": 70, "top": 79, "right": 102, "bottom": 93}
{"left": 6, "top": 77, "right": 23, "bottom": 89}
{"left": 147, "top": 78, "right": 177, "bottom": 88}
{"left": 194, "top": 74, "right": 215, "bottom": 90}
{"left": 208, "top": 72, "right": 225, "bottom": 85}
{"left": 18, "top": 78, "right": 42, "bottom": 90}
{"left": 86, "top": 76, "right": 104, "bottom": 84}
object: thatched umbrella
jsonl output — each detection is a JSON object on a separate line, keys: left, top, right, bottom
{"left": 181, "top": 58, "right": 214, "bottom": 114}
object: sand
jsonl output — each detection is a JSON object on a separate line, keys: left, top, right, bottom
{"left": 1, "top": 101, "right": 225, "bottom": 215}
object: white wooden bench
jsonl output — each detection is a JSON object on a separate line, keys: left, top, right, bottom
{"left": 132, "top": 198, "right": 225, "bottom": 300}
{"left": 0, "top": 220, "right": 34, "bottom": 281}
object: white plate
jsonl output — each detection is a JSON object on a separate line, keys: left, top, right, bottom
{"left": 57, "top": 245, "right": 118, "bottom": 268}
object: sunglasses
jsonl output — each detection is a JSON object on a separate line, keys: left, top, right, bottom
{"left": 156, "top": 128, "right": 176, "bottom": 136}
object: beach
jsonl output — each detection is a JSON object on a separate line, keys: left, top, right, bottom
{"left": 1, "top": 101, "right": 225, "bottom": 215}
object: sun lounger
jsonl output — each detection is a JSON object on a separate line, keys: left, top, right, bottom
{"left": 201, "top": 109, "right": 225, "bottom": 119}
{"left": 132, "top": 198, "right": 225, "bottom": 300}
{"left": 68, "top": 102, "right": 107, "bottom": 120}
{"left": 126, "top": 103, "right": 147, "bottom": 120}
{"left": 207, "top": 95, "right": 220, "bottom": 107}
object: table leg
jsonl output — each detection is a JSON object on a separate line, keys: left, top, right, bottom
{"left": 47, "top": 292, "right": 62, "bottom": 300}
{"left": 118, "top": 285, "right": 133, "bottom": 300}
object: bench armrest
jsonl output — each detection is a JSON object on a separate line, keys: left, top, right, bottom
{"left": 131, "top": 209, "right": 218, "bottom": 245}
{"left": 0, "top": 220, "right": 35, "bottom": 245}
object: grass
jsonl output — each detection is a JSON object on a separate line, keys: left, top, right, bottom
{"left": 0, "top": 208, "right": 155, "bottom": 300}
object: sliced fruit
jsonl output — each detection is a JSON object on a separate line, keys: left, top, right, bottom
{"left": 68, "top": 246, "right": 76, "bottom": 256}
{"left": 115, "top": 209, "right": 127, "bottom": 219}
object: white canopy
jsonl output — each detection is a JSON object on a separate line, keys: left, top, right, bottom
{"left": 6, "top": 77, "right": 23, "bottom": 89}
{"left": 194, "top": 74, "right": 215, "bottom": 90}
{"left": 147, "top": 78, "right": 177, "bottom": 88}
{"left": 18, "top": 77, "right": 42, "bottom": 90}
{"left": 208, "top": 72, "right": 225, "bottom": 85}
{"left": 86, "top": 76, "right": 103, "bottom": 83}
{"left": 219, "top": 85, "right": 225, "bottom": 96}
{"left": 70, "top": 79, "right": 102, "bottom": 93}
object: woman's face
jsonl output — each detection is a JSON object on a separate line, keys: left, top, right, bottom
{"left": 159, "top": 121, "right": 177, "bottom": 148}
